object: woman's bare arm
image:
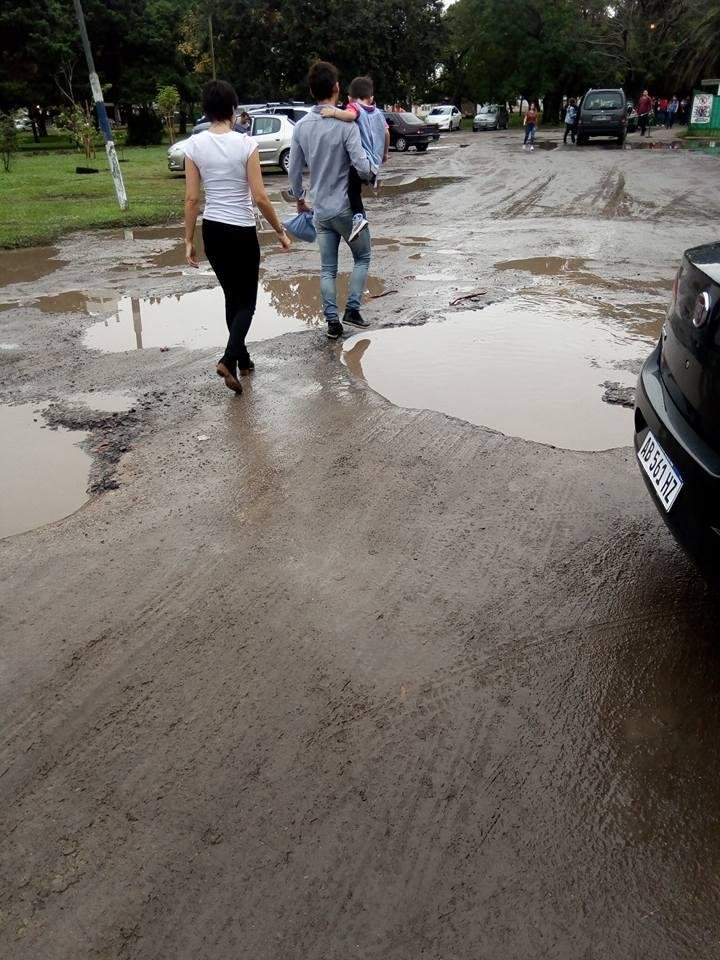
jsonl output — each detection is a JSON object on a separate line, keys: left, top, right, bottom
{"left": 246, "top": 151, "right": 291, "bottom": 250}
{"left": 184, "top": 157, "right": 201, "bottom": 267}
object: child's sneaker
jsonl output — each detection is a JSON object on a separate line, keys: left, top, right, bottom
{"left": 349, "top": 215, "right": 368, "bottom": 242}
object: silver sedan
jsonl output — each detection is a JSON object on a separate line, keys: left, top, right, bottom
{"left": 167, "top": 114, "right": 296, "bottom": 174}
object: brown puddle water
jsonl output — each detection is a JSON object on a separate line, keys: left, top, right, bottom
{"left": 0, "top": 246, "right": 67, "bottom": 287}
{"left": 496, "top": 256, "right": 674, "bottom": 293}
{"left": 377, "top": 176, "right": 464, "bottom": 197}
{"left": 1, "top": 405, "right": 91, "bottom": 539}
{"left": 82, "top": 273, "right": 384, "bottom": 353}
{"left": 342, "top": 296, "right": 652, "bottom": 451}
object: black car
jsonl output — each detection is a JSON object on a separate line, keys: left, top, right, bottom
{"left": 577, "top": 88, "right": 628, "bottom": 145}
{"left": 383, "top": 112, "right": 436, "bottom": 152}
{"left": 634, "top": 242, "right": 720, "bottom": 580}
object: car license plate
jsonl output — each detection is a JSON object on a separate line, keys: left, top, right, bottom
{"left": 593, "top": 115, "right": 607, "bottom": 121}
{"left": 637, "top": 431, "right": 683, "bottom": 512}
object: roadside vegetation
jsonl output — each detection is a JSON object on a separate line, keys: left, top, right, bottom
{"left": 0, "top": 146, "right": 183, "bottom": 248}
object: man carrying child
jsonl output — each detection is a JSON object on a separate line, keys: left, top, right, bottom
{"left": 288, "top": 61, "right": 379, "bottom": 340}
{"left": 320, "top": 76, "right": 390, "bottom": 241}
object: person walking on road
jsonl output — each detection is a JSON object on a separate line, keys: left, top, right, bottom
{"left": 288, "top": 61, "right": 376, "bottom": 340}
{"left": 563, "top": 99, "right": 577, "bottom": 144}
{"left": 637, "top": 90, "right": 652, "bottom": 137}
{"left": 184, "top": 79, "right": 291, "bottom": 394}
{"left": 523, "top": 102, "right": 538, "bottom": 150}
{"left": 666, "top": 95, "right": 679, "bottom": 128}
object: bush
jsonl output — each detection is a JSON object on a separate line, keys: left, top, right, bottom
{"left": 0, "top": 113, "right": 19, "bottom": 171}
{"left": 56, "top": 103, "right": 98, "bottom": 160}
{"left": 126, "top": 108, "right": 164, "bottom": 146}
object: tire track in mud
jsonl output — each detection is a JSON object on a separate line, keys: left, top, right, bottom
{"left": 498, "top": 173, "right": 557, "bottom": 219}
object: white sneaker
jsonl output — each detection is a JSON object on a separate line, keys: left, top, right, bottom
{"left": 349, "top": 216, "right": 368, "bottom": 242}
{"left": 530, "top": 145, "right": 534, "bottom": 151}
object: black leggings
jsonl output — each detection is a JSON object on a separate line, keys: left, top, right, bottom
{"left": 202, "top": 218, "right": 260, "bottom": 371}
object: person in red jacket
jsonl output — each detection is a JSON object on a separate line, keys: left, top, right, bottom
{"left": 637, "top": 90, "right": 652, "bottom": 137}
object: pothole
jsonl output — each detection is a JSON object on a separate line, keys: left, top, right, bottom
{"left": 67, "top": 391, "right": 136, "bottom": 412}
{"left": 81, "top": 273, "right": 385, "bottom": 353}
{"left": 341, "top": 296, "right": 655, "bottom": 451}
{"left": 1, "top": 405, "right": 91, "bottom": 539}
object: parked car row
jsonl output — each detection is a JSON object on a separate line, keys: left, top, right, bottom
{"left": 168, "top": 105, "right": 453, "bottom": 171}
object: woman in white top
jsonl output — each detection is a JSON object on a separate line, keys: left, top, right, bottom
{"left": 184, "top": 80, "right": 291, "bottom": 394}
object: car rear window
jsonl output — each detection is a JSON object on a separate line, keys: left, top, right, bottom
{"left": 253, "top": 116, "right": 281, "bottom": 135}
{"left": 585, "top": 92, "right": 623, "bottom": 110}
{"left": 399, "top": 112, "right": 424, "bottom": 125}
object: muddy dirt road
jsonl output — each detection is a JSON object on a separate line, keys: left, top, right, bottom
{"left": 2, "top": 129, "right": 720, "bottom": 959}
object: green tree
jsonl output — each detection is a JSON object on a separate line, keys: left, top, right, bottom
{"left": 157, "top": 85, "right": 181, "bottom": 142}
{"left": 180, "top": 0, "right": 443, "bottom": 105}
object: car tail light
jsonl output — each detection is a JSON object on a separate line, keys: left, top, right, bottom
{"left": 578, "top": 118, "right": 583, "bottom": 125}
{"left": 670, "top": 268, "right": 680, "bottom": 307}
{"left": 693, "top": 291, "right": 711, "bottom": 328}
{"left": 621, "top": 116, "right": 627, "bottom": 124}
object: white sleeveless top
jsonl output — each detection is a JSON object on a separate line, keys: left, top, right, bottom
{"left": 183, "top": 130, "right": 258, "bottom": 227}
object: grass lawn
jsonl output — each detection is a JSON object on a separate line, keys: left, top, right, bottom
{"left": 0, "top": 145, "right": 186, "bottom": 248}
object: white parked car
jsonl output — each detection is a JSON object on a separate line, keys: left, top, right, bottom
{"left": 168, "top": 113, "right": 296, "bottom": 174}
{"left": 425, "top": 105, "right": 462, "bottom": 131}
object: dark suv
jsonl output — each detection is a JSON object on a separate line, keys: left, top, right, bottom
{"left": 577, "top": 88, "right": 628, "bottom": 145}
{"left": 383, "top": 112, "right": 436, "bottom": 152}
{"left": 634, "top": 242, "right": 720, "bottom": 580}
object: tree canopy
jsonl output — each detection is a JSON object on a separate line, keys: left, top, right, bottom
{"left": 0, "top": 0, "right": 717, "bottom": 126}
{"left": 438, "top": 0, "right": 720, "bottom": 113}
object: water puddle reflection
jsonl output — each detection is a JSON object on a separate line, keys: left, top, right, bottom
{"left": 1, "top": 405, "right": 91, "bottom": 539}
{"left": 82, "top": 273, "right": 385, "bottom": 353}
{"left": 341, "top": 297, "right": 655, "bottom": 450}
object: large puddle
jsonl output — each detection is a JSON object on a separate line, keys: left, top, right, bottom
{"left": 341, "top": 297, "right": 653, "bottom": 450}
{"left": 1, "top": 405, "right": 91, "bottom": 539}
{"left": 82, "top": 273, "right": 385, "bottom": 352}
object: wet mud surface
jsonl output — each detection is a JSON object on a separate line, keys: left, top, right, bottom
{"left": 2, "top": 128, "right": 720, "bottom": 959}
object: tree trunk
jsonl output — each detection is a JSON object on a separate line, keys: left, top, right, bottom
{"left": 28, "top": 104, "right": 39, "bottom": 142}
{"left": 542, "top": 93, "right": 562, "bottom": 126}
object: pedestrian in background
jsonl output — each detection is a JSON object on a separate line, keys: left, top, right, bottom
{"left": 563, "top": 98, "right": 577, "bottom": 144}
{"left": 666, "top": 96, "right": 679, "bottom": 128}
{"left": 657, "top": 96, "right": 668, "bottom": 127}
{"left": 637, "top": 89, "right": 652, "bottom": 137}
{"left": 184, "top": 79, "right": 291, "bottom": 395}
{"left": 523, "top": 101, "right": 538, "bottom": 150}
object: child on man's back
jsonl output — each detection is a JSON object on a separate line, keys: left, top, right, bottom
{"left": 321, "top": 75, "right": 390, "bottom": 242}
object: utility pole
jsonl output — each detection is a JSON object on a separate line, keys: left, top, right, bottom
{"left": 72, "top": 0, "right": 128, "bottom": 210}
{"left": 208, "top": 12, "right": 216, "bottom": 79}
